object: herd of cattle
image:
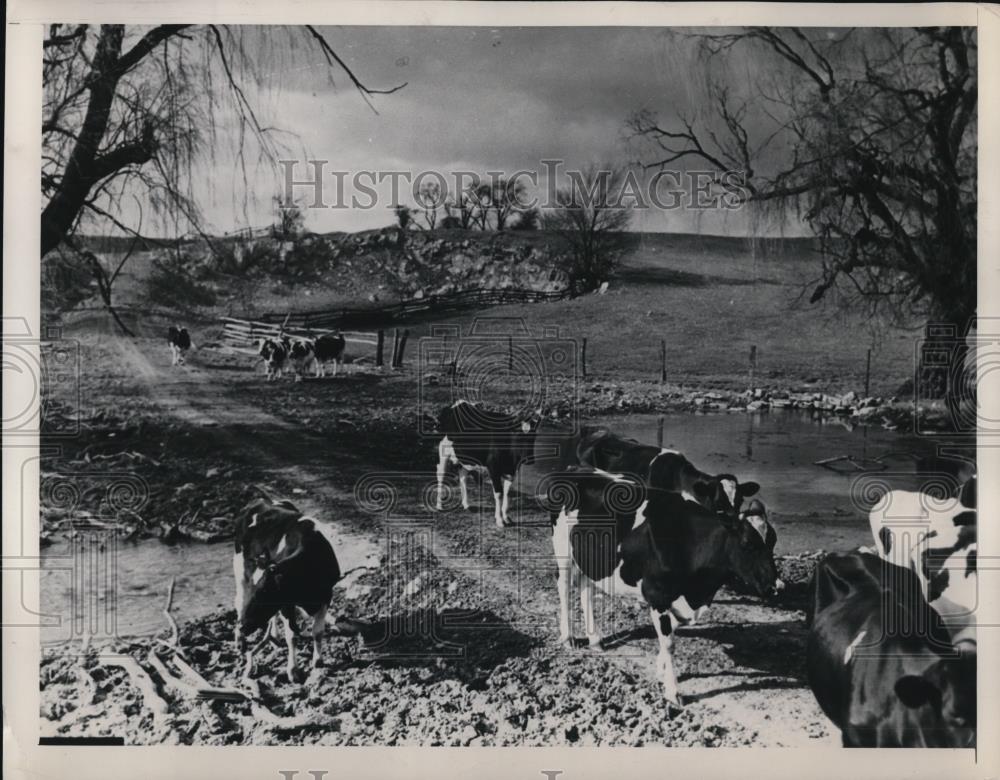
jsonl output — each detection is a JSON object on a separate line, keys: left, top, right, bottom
{"left": 166, "top": 329, "right": 976, "bottom": 748}
{"left": 228, "top": 399, "right": 978, "bottom": 748}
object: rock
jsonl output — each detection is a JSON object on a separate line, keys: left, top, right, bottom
{"left": 746, "top": 400, "right": 767, "bottom": 411}
{"left": 413, "top": 289, "right": 424, "bottom": 300}
{"left": 597, "top": 282, "right": 609, "bottom": 295}
{"left": 368, "top": 293, "right": 379, "bottom": 303}
{"left": 205, "top": 467, "right": 221, "bottom": 478}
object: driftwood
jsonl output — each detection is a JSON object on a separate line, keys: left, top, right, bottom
{"left": 103, "top": 655, "right": 170, "bottom": 717}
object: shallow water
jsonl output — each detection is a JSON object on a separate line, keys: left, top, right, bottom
{"left": 522, "top": 409, "right": 973, "bottom": 554}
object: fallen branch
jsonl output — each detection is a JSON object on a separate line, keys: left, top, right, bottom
{"left": 103, "top": 655, "right": 170, "bottom": 717}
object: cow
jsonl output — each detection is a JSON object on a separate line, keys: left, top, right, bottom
{"left": 575, "top": 428, "right": 760, "bottom": 517}
{"left": 233, "top": 497, "right": 342, "bottom": 682}
{"left": 543, "top": 466, "right": 782, "bottom": 711}
{"left": 167, "top": 325, "right": 193, "bottom": 366}
{"left": 434, "top": 400, "right": 542, "bottom": 527}
{"left": 312, "top": 333, "right": 347, "bottom": 378}
{"left": 287, "top": 338, "right": 316, "bottom": 381}
{"left": 868, "top": 475, "right": 977, "bottom": 644}
{"left": 806, "top": 551, "right": 976, "bottom": 747}
{"left": 257, "top": 337, "right": 290, "bottom": 381}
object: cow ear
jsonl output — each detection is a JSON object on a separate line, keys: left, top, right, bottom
{"left": 740, "top": 481, "right": 760, "bottom": 498}
{"left": 895, "top": 675, "right": 940, "bottom": 709}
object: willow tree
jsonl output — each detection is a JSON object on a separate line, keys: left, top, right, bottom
{"left": 42, "top": 24, "right": 404, "bottom": 324}
{"left": 629, "top": 27, "right": 976, "bottom": 399}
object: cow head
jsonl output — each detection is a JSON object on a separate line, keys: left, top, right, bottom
{"left": 721, "top": 500, "right": 782, "bottom": 598}
{"left": 237, "top": 550, "right": 290, "bottom": 636}
{"left": 693, "top": 475, "right": 760, "bottom": 517}
{"left": 289, "top": 339, "right": 313, "bottom": 361}
{"left": 893, "top": 648, "right": 976, "bottom": 744}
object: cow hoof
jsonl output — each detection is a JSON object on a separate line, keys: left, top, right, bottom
{"left": 665, "top": 698, "right": 685, "bottom": 717}
{"left": 461, "top": 503, "right": 470, "bottom": 511}
{"left": 559, "top": 636, "right": 574, "bottom": 649}
{"left": 286, "top": 666, "right": 306, "bottom": 684}
{"left": 588, "top": 640, "right": 605, "bottom": 652}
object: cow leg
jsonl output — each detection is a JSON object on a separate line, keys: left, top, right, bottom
{"left": 278, "top": 610, "right": 303, "bottom": 683}
{"left": 651, "top": 608, "right": 683, "bottom": 711}
{"left": 232, "top": 552, "right": 245, "bottom": 651}
{"left": 500, "top": 477, "right": 513, "bottom": 526}
{"left": 458, "top": 470, "right": 470, "bottom": 511}
{"left": 310, "top": 605, "right": 328, "bottom": 670}
{"left": 581, "top": 576, "right": 602, "bottom": 649}
{"left": 553, "top": 519, "right": 574, "bottom": 647}
{"left": 331, "top": 358, "right": 339, "bottom": 377}
{"left": 435, "top": 443, "right": 448, "bottom": 510}
{"left": 489, "top": 471, "right": 504, "bottom": 527}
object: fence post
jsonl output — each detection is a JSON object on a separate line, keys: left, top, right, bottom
{"left": 395, "top": 329, "right": 410, "bottom": 369}
{"left": 508, "top": 336, "right": 514, "bottom": 372}
{"left": 657, "top": 415, "right": 664, "bottom": 448}
{"left": 660, "top": 340, "right": 667, "bottom": 383}
{"left": 581, "top": 337, "right": 588, "bottom": 379}
{"left": 376, "top": 330, "right": 385, "bottom": 368}
{"left": 390, "top": 329, "right": 400, "bottom": 369}
{"left": 749, "top": 345, "right": 757, "bottom": 391}
{"left": 865, "top": 348, "right": 872, "bottom": 398}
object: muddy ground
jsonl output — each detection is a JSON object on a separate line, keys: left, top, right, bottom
{"left": 39, "top": 335, "right": 840, "bottom": 746}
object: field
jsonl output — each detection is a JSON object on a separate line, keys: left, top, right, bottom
{"left": 37, "top": 229, "right": 928, "bottom": 747}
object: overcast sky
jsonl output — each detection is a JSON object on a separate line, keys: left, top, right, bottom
{"left": 193, "top": 26, "right": 804, "bottom": 236}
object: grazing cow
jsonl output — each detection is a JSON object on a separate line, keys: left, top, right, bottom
{"left": 576, "top": 429, "right": 760, "bottom": 516}
{"left": 167, "top": 325, "right": 193, "bottom": 366}
{"left": 257, "top": 337, "right": 290, "bottom": 381}
{"left": 233, "top": 497, "right": 342, "bottom": 682}
{"left": 868, "top": 476, "right": 977, "bottom": 644}
{"left": 312, "top": 333, "right": 347, "bottom": 378}
{"left": 806, "top": 551, "right": 976, "bottom": 747}
{"left": 545, "top": 466, "right": 782, "bottom": 710}
{"left": 434, "top": 400, "right": 542, "bottom": 527}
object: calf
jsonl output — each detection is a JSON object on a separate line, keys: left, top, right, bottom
{"left": 257, "top": 337, "right": 290, "bottom": 381}
{"left": 233, "top": 497, "right": 342, "bottom": 682}
{"left": 868, "top": 475, "right": 977, "bottom": 644}
{"left": 806, "top": 551, "right": 975, "bottom": 747}
{"left": 576, "top": 429, "right": 760, "bottom": 516}
{"left": 167, "top": 325, "right": 193, "bottom": 366}
{"left": 543, "top": 466, "right": 781, "bottom": 710}
{"left": 434, "top": 400, "right": 541, "bottom": 527}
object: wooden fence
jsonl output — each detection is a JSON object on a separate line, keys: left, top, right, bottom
{"left": 256, "top": 286, "right": 569, "bottom": 330}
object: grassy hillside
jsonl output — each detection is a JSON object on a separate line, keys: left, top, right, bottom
{"left": 51, "top": 229, "right": 919, "bottom": 394}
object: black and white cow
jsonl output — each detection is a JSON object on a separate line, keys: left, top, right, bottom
{"left": 543, "top": 466, "right": 781, "bottom": 710}
{"left": 434, "top": 400, "right": 542, "bottom": 527}
{"left": 806, "top": 551, "right": 976, "bottom": 747}
{"left": 867, "top": 475, "right": 977, "bottom": 645}
{"left": 257, "top": 337, "right": 290, "bottom": 381}
{"left": 575, "top": 428, "right": 760, "bottom": 516}
{"left": 233, "top": 497, "right": 342, "bottom": 682}
{"left": 167, "top": 325, "right": 193, "bottom": 366}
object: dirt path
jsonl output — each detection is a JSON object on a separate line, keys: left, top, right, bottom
{"left": 49, "top": 336, "right": 837, "bottom": 746}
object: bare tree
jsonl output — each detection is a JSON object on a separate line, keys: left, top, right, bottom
{"left": 469, "top": 183, "right": 494, "bottom": 230}
{"left": 489, "top": 176, "right": 529, "bottom": 232}
{"left": 271, "top": 195, "right": 304, "bottom": 241}
{"left": 416, "top": 180, "right": 442, "bottom": 230}
{"left": 443, "top": 189, "right": 479, "bottom": 230}
{"left": 42, "top": 24, "right": 404, "bottom": 261}
{"left": 543, "top": 164, "right": 632, "bottom": 294}
{"left": 628, "top": 28, "right": 976, "bottom": 343}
